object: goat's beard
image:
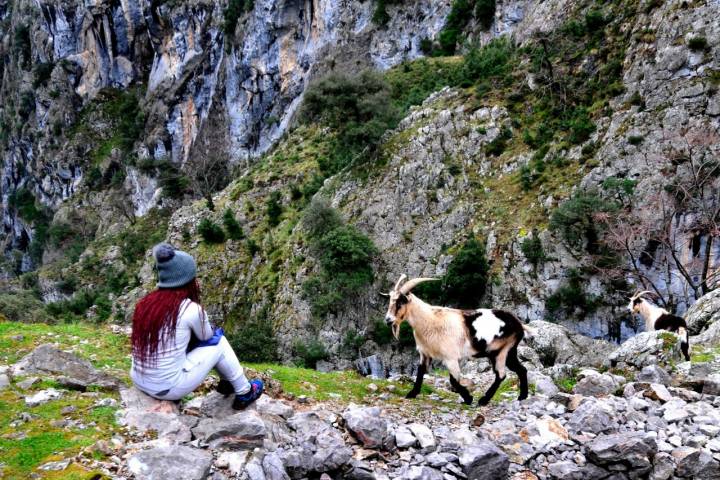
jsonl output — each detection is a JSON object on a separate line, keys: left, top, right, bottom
{"left": 392, "top": 323, "right": 400, "bottom": 340}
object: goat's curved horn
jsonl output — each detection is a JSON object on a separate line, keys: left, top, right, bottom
{"left": 631, "top": 290, "right": 655, "bottom": 300}
{"left": 393, "top": 274, "right": 407, "bottom": 292}
{"left": 400, "top": 277, "right": 439, "bottom": 294}
{"left": 379, "top": 292, "right": 390, "bottom": 298}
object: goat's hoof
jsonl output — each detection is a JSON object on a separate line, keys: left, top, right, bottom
{"left": 518, "top": 395, "right": 528, "bottom": 401}
{"left": 477, "top": 398, "right": 490, "bottom": 406}
{"left": 405, "top": 392, "right": 419, "bottom": 399}
{"left": 463, "top": 397, "right": 474, "bottom": 406}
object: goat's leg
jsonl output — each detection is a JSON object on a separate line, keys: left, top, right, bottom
{"left": 478, "top": 346, "right": 510, "bottom": 406}
{"left": 679, "top": 328, "right": 690, "bottom": 361}
{"left": 506, "top": 346, "right": 529, "bottom": 401}
{"left": 406, "top": 355, "right": 430, "bottom": 399}
{"left": 445, "top": 359, "right": 473, "bottom": 405}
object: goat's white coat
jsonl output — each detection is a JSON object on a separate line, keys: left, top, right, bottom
{"left": 471, "top": 309, "right": 505, "bottom": 344}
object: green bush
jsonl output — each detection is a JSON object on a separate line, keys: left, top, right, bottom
{"left": 246, "top": 238, "right": 260, "bottom": 256}
{"left": 228, "top": 318, "right": 278, "bottom": 362}
{"left": 223, "top": 208, "right": 244, "bottom": 240}
{"left": 461, "top": 37, "right": 515, "bottom": 84}
{"left": 341, "top": 329, "right": 366, "bottom": 356}
{"left": 266, "top": 191, "right": 283, "bottom": 227}
{"left": 584, "top": 9, "right": 606, "bottom": 32}
{"left": 484, "top": 126, "right": 512, "bottom": 157}
{"left": 223, "top": 0, "right": 253, "bottom": 37}
{"left": 628, "top": 135, "right": 644, "bottom": 146}
{"left": 33, "top": 62, "right": 54, "bottom": 88}
{"left": 0, "top": 291, "right": 52, "bottom": 323}
{"left": 520, "top": 235, "right": 545, "bottom": 268}
{"left": 475, "top": 0, "right": 496, "bottom": 29}
{"left": 687, "top": 36, "right": 708, "bottom": 51}
{"left": 436, "top": 0, "right": 475, "bottom": 55}
{"left": 14, "top": 25, "right": 31, "bottom": 68}
{"left": 545, "top": 269, "right": 598, "bottom": 318}
{"left": 565, "top": 108, "right": 595, "bottom": 144}
{"left": 301, "top": 202, "right": 378, "bottom": 319}
{"left": 198, "top": 218, "right": 226, "bottom": 243}
{"left": 414, "top": 237, "right": 489, "bottom": 309}
{"left": 18, "top": 91, "right": 36, "bottom": 120}
{"left": 372, "top": 0, "right": 391, "bottom": 25}
{"left": 549, "top": 192, "right": 614, "bottom": 253}
{"left": 293, "top": 339, "right": 329, "bottom": 369}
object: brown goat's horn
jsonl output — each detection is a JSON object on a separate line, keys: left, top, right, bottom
{"left": 393, "top": 274, "right": 407, "bottom": 292}
{"left": 400, "top": 277, "right": 439, "bottom": 294}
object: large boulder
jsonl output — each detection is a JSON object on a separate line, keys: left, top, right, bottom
{"left": 694, "top": 320, "right": 720, "bottom": 347}
{"left": 118, "top": 387, "right": 192, "bottom": 444}
{"left": 281, "top": 411, "right": 353, "bottom": 477}
{"left": 342, "top": 406, "right": 391, "bottom": 449}
{"left": 685, "top": 289, "right": 720, "bottom": 335}
{"left": 11, "top": 344, "right": 121, "bottom": 390}
{"left": 127, "top": 446, "right": 212, "bottom": 479}
{"left": 192, "top": 410, "right": 267, "bottom": 450}
{"left": 586, "top": 432, "right": 658, "bottom": 475}
{"left": 608, "top": 331, "right": 684, "bottom": 369}
{"left": 458, "top": 439, "right": 510, "bottom": 480}
{"left": 525, "top": 321, "right": 613, "bottom": 368}
{"left": 567, "top": 399, "right": 619, "bottom": 434}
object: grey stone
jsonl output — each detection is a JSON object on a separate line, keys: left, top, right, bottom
{"left": 573, "top": 373, "right": 621, "bottom": 397}
{"left": 650, "top": 452, "right": 675, "bottom": 480}
{"left": 343, "top": 406, "right": 390, "bottom": 449}
{"left": 672, "top": 447, "right": 720, "bottom": 479}
{"left": 636, "top": 365, "right": 671, "bottom": 385}
{"left": 586, "top": 432, "right": 657, "bottom": 475}
{"left": 567, "top": 400, "right": 618, "bottom": 434}
{"left": 17, "top": 377, "right": 39, "bottom": 389}
{"left": 685, "top": 289, "right": 720, "bottom": 335}
{"left": 263, "top": 452, "right": 290, "bottom": 480}
{"left": 402, "top": 466, "right": 444, "bottom": 480}
{"left": 395, "top": 426, "right": 417, "bottom": 448}
{"left": 191, "top": 411, "right": 266, "bottom": 450}
{"left": 127, "top": 446, "right": 212, "bottom": 480}
{"left": 0, "top": 374, "right": 9, "bottom": 390}
{"left": 11, "top": 344, "right": 120, "bottom": 390}
{"left": 458, "top": 440, "right": 509, "bottom": 480}
{"left": 252, "top": 396, "right": 294, "bottom": 419}
{"left": 408, "top": 423, "right": 435, "bottom": 450}
{"left": 118, "top": 387, "right": 191, "bottom": 443}
{"left": 524, "top": 321, "right": 613, "bottom": 368}
{"left": 282, "top": 411, "right": 353, "bottom": 476}
{"left": 25, "top": 388, "right": 63, "bottom": 407}
{"left": 609, "top": 331, "right": 685, "bottom": 369}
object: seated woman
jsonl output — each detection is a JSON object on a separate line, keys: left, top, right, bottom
{"left": 130, "top": 243, "right": 263, "bottom": 409}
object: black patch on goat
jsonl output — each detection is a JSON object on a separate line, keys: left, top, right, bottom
{"left": 492, "top": 309, "right": 525, "bottom": 341}
{"left": 462, "top": 310, "right": 488, "bottom": 355}
{"left": 654, "top": 313, "right": 687, "bottom": 332}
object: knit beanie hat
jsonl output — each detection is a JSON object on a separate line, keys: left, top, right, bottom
{"left": 153, "top": 243, "right": 197, "bottom": 288}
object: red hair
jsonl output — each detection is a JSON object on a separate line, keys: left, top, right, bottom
{"left": 131, "top": 279, "right": 201, "bottom": 366}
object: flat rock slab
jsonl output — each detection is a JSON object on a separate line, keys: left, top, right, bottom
{"left": 191, "top": 410, "right": 266, "bottom": 450}
{"left": 127, "top": 446, "right": 212, "bottom": 480}
{"left": 25, "top": 388, "right": 63, "bottom": 407}
{"left": 12, "top": 344, "right": 121, "bottom": 391}
{"left": 118, "top": 387, "right": 191, "bottom": 443}
{"left": 458, "top": 439, "right": 510, "bottom": 480}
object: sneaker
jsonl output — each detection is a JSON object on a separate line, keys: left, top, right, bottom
{"left": 232, "top": 379, "right": 264, "bottom": 410}
{"left": 216, "top": 379, "right": 234, "bottom": 396}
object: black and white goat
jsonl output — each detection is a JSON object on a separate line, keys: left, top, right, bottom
{"left": 383, "top": 275, "right": 528, "bottom": 406}
{"left": 628, "top": 291, "right": 690, "bottom": 361}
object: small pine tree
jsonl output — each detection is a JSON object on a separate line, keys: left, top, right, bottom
{"left": 198, "top": 218, "right": 226, "bottom": 243}
{"left": 223, "top": 208, "right": 244, "bottom": 240}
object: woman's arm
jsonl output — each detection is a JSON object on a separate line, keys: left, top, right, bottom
{"left": 187, "top": 301, "right": 214, "bottom": 341}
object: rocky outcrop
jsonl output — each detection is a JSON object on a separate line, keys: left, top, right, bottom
{"left": 686, "top": 289, "right": 720, "bottom": 335}
{"left": 11, "top": 344, "right": 121, "bottom": 391}
{"left": 608, "top": 331, "right": 686, "bottom": 370}
{"left": 523, "top": 321, "right": 613, "bottom": 368}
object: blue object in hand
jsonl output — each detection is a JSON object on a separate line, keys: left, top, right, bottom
{"left": 195, "top": 327, "right": 224, "bottom": 347}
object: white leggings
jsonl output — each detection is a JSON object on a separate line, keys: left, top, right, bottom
{"left": 158, "top": 337, "right": 250, "bottom": 400}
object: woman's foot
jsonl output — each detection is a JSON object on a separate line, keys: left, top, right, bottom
{"left": 216, "top": 379, "right": 234, "bottom": 396}
{"left": 232, "top": 379, "right": 264, "bottom": 410}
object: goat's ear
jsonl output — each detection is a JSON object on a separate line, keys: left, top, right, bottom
{"left": 397, "top": 293, "right": 409, "bottom": 306}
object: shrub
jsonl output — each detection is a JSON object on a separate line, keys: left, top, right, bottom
{"left": 341, "top": 329, "right": 366, "bottom": 356}
{"left": 461, "top": 37, "right": 514, "bottom": 83}
{"left": 436, "top": 0, "right": 475, "bottom": 55}
{"left": 584, "top": 9, "right": 606, "bottom": 32}
{"left": 414, "top": 237, "right": 489, "bottom": 309}
{"left": 687, "top": 36, "right": 708, "bottom": 51}
{"left": 18, "top": 91, "right": 36, "bottom": 120}
{"left": 266, "top": 191, "right": 283, "bottom": 226}
{"left": 549, "top": 192, "right": 613, "bottom": 253}
{"left": 475, "top": 0, "right": 496, "bottom": 29}
{"left": 228, "top": 318, "right": 278, "bottom": 362}
{"left": 14, "top": 25, "right": 31, "bottom": 68}
{"left": 419, "top": 38, "right": 434, "bottom": 55}
{"left": 628, "top": 135, "right": 644, "bottom": 146}
{"left": 371, "top": 319, "right": 393, "bottom": 345}
{"left": 565, "top": 107, "right": 595, "bottom": 144}
{"left": 302, "top": 199, "right": 343, "bottom": 238}
{"left": 0, "top": 290, "right": 51, "bottom": 323}
{"left": 33, "top": 62, "right": 54, "bottom": 88}
{"left": 545, "top": 269, "right": 598, "bottom": 317}
{"left": 223, "top": 208, "right": 244, "bottom": 240}
{"left": 484, "top": 126, "right": 512, "bottom": 156}
{"left": 302, "top": 203, "right": 378, "bottom": 319}
{"left": 159, "top": 163, "right": 189, "bottom": 199}
{"left": 246, "top": 238, "right": 260, "bottom": 256}
{"left": 223, "top": 0, "right": 253, "bottom": 37}
{"left": 198, "top": 218, "right": 226, "bottom": 243}
{"left": 293, "top": 339, "right": 329, "bottom": 368}
{"left": 372, "top": 0, "right": 391, "bottom": 25}
{"left": 520, "top": 235, "right": 545, "bottom": 268}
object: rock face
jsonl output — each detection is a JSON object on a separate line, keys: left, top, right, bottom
{"left": 685, "top": 289, "right": 720, "bottom": 335}
{"left": 608, "top": 331, "right": 685, "bottom": 369}
{"left": 524, "top": 321, "right": 613, "bottom": 368}
{"left": 342, "top": 406, "right": 391, "bottom": 449}
{"left": 127, "top": 445, "right": 213, "bottom": 480}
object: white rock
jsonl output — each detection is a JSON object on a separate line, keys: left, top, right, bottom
{"left": 25, "top": 388, "right": 63, "bottom": 407}
{"left": 409, "top": 423, "right": 436, "bottom": 450}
